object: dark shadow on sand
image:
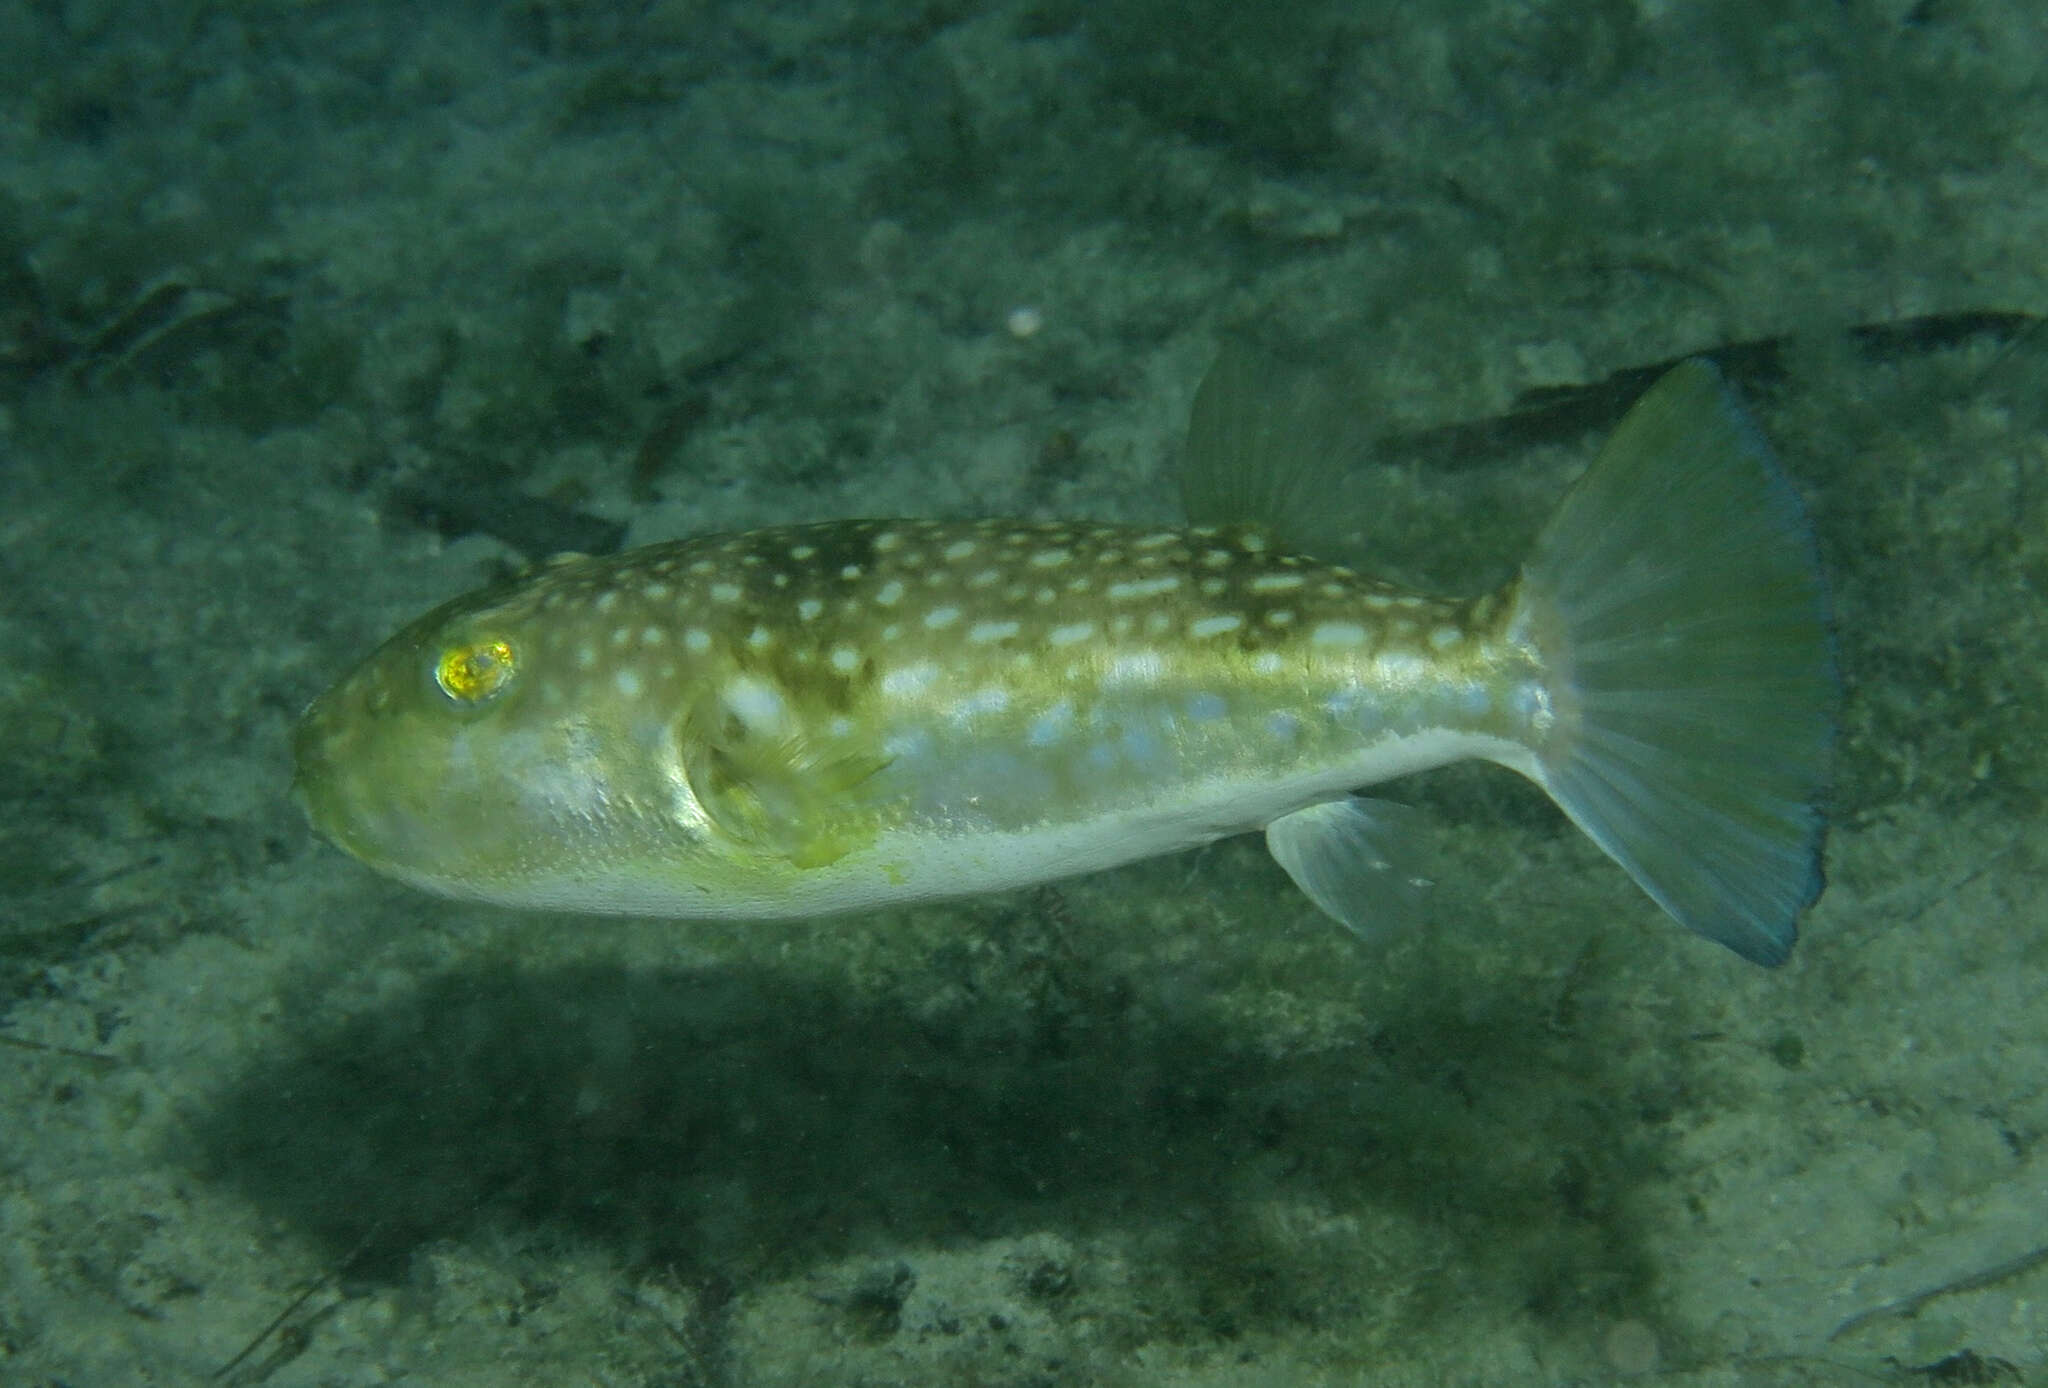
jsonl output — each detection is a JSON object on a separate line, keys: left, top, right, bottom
{"left": 190, "top": 929, "right": 1676, "bottom": 1333}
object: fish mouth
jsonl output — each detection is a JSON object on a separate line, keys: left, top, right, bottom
{"left": 289, "top": 767, "right": 347, "bottom": 854}
{"left": 289, "top": 753, "right": 406, "bottom": 874}
{"left": 290, "top": 751, "right": 351, "bottom": 855}
{"left": 289, "top": 708, "right": 331, "bottom": 835}
{"left": 290, "top": 700, "right": 373, "bottom": 856}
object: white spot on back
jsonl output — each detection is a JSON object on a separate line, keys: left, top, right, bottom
{"left": 954, "top": 686, "right": 1010, "bottom": 720}
{"left": 1249, "top": 572, "right": 1305, "bottom": 593}
{"left": 968, "top": 619, "right": 1021, "bottom": 644}
{"left": 830, "top": 647, "right": 861, "bottom": 673}
{"left": 881, "top": 662, "right": 939, "bottom": 697}
{"left": 875, "top": 580, "right": 905, "bottom": 606}
{"left": 1047, "top": 621, "right": 1096, "bottom": 646}
{"left": 684, "top": 628, "right": 711, "bottom": 654}
{"left": 1312, "top": 622, "right": 1369, "bottom": 647}
{"left": 710, "top": 582, "right": 742, "bottom": 603}
{"left": 615, "top": 669, "right": 641, "bottom": 697}
{"left": 944, "top": 539, "right": 978, "bottom": 561}
{"left": 925, "top": 606, "right": 961, "bottom": 629}
{"left": 1108, "top": 575, "right": 1181, "bottom": 600}
{"left": 797, "top": 598, "right": 824, "bottom": 620}
{"left": 1189, "top": 614, "right": 1243, "bottom": 638}
{"left": 724, "top": 676, "right": 785, "bottom": 725}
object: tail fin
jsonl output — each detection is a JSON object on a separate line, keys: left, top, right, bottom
{"left": 1513, "top": 360, "right": 1836, "bottom": 966}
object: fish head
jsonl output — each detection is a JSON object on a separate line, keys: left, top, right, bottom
{"left": 291, "top": 566, "right": 711, "bottom": 910}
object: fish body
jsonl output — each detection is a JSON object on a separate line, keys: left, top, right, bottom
{"left": 298, "top": 516, "right": 1533, "bottom": 916}
{"left": 295, "top": 358, "right": 1836, "bottom": 963}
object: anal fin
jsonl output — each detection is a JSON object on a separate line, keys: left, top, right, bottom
{"left": 1264, "top": 796, "right": 1434, "bottom": 940}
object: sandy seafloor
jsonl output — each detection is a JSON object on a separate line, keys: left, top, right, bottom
{"left": 3, "top": 1, "right": 2048, "bottom": 1384}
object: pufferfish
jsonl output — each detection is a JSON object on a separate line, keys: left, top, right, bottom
{"left": 294, "top": 353, "right": 1836, "bottom": 965}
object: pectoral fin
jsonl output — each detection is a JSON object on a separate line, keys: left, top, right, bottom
{"left": 1265, "top": 797, "right": 1434, "bottom": 939}
{"left": 681, "top": 689, "right": 891, "bottom": 869}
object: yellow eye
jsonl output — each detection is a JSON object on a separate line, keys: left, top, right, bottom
{"left": 434, "top": 638, "right": 518, "bottom": 704}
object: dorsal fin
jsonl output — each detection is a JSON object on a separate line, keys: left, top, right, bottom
{"left": 1180, "top": 345, "right": 1361, "bottom": 559}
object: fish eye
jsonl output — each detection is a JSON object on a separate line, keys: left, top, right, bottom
{"left": 434, "top": 637, "right": 518, "bottom": 704}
